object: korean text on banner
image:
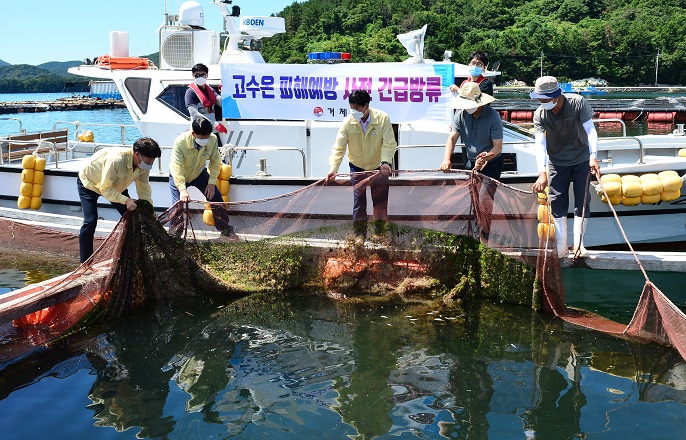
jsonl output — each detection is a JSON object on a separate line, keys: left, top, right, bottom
{"left": 221, "top": 63, "right": 455, "bottom": 124}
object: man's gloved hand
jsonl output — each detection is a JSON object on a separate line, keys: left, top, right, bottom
{"left": 215, "top": 122, "right": 228, "bottom": 134}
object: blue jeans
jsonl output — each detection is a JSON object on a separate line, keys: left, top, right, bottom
{"left": 349, "top": 162, "right": 390, "bottom": 236}
{"left": 549, "top": 161, "right": 591, "bottom": 219}
{"left": 169, "top": 168, "right": 233, "bottom": 233}
{"left": 77, "top": 177, "right": 129, "bottom": 263}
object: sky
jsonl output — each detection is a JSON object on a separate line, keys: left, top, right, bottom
{"left": 0, "top": 0, "right": 298, "bottom": 65}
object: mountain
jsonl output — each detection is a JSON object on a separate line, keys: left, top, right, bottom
{"left": 37, "top": 61, "right": 83, "bottom": 76}
{"left": 0, "top": 59, "right": 9, "bottom": 67}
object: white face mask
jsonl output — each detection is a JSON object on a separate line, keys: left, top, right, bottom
{"left": 194, "top": 76, "right": 207, "bottom": 87}
{"left": 138, "top": 160, "right": 153, "bottom": 171}
{"left": 465, "top": 107, "right": 478, "bottom": 114}
{"left": 195, "top": 137, "right": 210, "bottom": 147}
{"left": 350, "top": 109, "right": 364, "bottom": 120}
{"left": 540, "top": 99, "right": 557, "bottom": 110}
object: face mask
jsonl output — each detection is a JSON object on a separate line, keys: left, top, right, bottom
{"left": 468, "top": 65, "right": 483, "bottom": 77}
{"left": 138, "top": 160, "right": 153, "bottom": 171}
{"left": 194, "top": 76, "right": 207, "bottom": 87}
{"left": 465, "top": 107, "right": 478, "bottom": 114}
{"left": 351, "top": 109, "right": 364, "bottom": 120}
{"left": 195, "top": 137, "right": 210, "bottom": 147}
{"left": 540, "top": 99, "right": 557, "bottom": 110}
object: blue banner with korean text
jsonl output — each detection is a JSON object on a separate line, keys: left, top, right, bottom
{"left": 221, "top": 62, "right": 455, "bottom": 123}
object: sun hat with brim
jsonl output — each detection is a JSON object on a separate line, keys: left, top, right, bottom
{"left": 450, "top": 82, "right": 496, "bottom": 110}
{"left": 529, "top": 75, "right": 562, "bottom": 99}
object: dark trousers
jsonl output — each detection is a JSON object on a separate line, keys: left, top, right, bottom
{"left": 549, "top": 161, "right": 591, "bottom": 219}
{"left": 169, "top": 168, "right": 233, "bottom": 233}
{"left": 349, "top": 162, "right": 390, "bottom": 236}
{"left": 77, "top": 177, "right": 129, "bottom": 263}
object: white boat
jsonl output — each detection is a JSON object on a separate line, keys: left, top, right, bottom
{"left": 1, "top": 0, "right": 686, "bottom": 248}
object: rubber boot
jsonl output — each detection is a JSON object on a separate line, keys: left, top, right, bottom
{"left": 572, "top": 216, "right": 589, "bottom": 257}
{"left": 552, "top": 217, "right": 568, "bottom": 258}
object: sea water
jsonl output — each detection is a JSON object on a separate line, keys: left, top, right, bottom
{"left": 1, "top": 278, "right": 685, "bottom": 440}
{"left": 0, "top": 93, "right": 141, "bottom": 144}
{"left": 2, "top": 93, "right": 686, "bottom": 438}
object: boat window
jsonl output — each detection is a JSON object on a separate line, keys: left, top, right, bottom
{"left": 157, "top": 85, "right": 191, "bottom": 119}
{"left": 157, "top": 84, "right": 222, "bottom": 120}
{"left": 124, "top": 78, "right": 152, "bottom": 114}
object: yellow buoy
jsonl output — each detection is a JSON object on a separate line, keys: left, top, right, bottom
{"left": 658, "top": 170, "right": 679, "bottom": 180}
{"left": 32, "top": 170, "right": 45, "bottom": 185}
{"left": 537, "top": 205, "right": 550, "bottom": 223}
{"left": 78, "top": 130, "right": 94, "bottom": 142}
{"left": 21, "top": 155, "right": 36, "bottom": 169}
{"left": 217, "top": 179, "right": 230, "bottom": 196}
{"left": 601, "top": 194, "right": 621, "bottom": 205}
{"left": 660, "top": 175, "right": 682, "bottom": 192}
{"left": 21, "top": 169, "right": 34, "bottom": 183}
{"left": 31, "top": 183, "right": 43, "bottom": 197}
{"left": 641, "top": 179, "right": 663, "bottom": 196}
{"left": 29, "top": 197, "right": 42, "bottom": 210}
{"left": 17, "top": 195, "right": 31, "bottom": 209}
{"left": 602, "top": 181, "right": 621, "bottom": 198}
{"left": 537, "top": 222, "right": 555, "bottom": 239}
{"left": 620, "top": 174, "right": 640, "bottom": 183}
{"left": 661, "top": 189, "right": 681, "bottom": 202}
{"left": 639, "top": 173, "right": 659, "bottom": 182}
{"left": 621, "top": 181, "right": 643, "bottom": 198}
{"left": 600, "top": 174, "right": 621, "bottom": 184}
{"left": 219, "top": 164, "right": 232, "bottom": 180}
{"left": 536, "top": 192, "right": 547, "bottom": 204}
{"left": 202, "top": 209, "right": 215, "bottom": 226}
{"left": 204, "top": 202, "right": 212, "bottom": 210}
{"left": 19, "top": 182, "right": 33, "bottom": 196}
{"left": 34, "top": 156, "right": 46, "bottom": 171}
{"left": 222, "top": 195, "right": 229, "bottom": 203}
{"left": 678, "top": 149, "right": 686, "bottom": 158}
{"left": 622, "top": 196, "right": 641, "bottom": 206}
{"left": 641, "top": 193, "right": 661, "bottom": 204}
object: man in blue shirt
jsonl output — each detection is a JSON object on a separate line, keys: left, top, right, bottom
{"left": 440, "top": 82, "right": 503, "bottom": 242}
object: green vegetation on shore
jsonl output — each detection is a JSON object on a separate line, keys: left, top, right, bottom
{"left": 2, "top": 0, "right": 685, "bottom": 90}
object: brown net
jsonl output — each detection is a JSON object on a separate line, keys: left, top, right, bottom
{"left": 1, "top": 169, "right": 684, "bottom": 364}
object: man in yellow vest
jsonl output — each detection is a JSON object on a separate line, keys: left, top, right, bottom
{"left": 169, "top": 117, "right": 239, "bottom": 241}
{"left": 77, "top": 137, "right": 161, "bottom": 263}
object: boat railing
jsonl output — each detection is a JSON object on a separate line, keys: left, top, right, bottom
{"left": 0, "top": 117, "right": 24, "bottom": 135}
{"left": 226, "top": 145, "right": 307, "bottom": 177}
{"left": 52, "top": 120, "right": 136, "bottom": 146}
{"left": 0, "top": 139, "right": 60, "bottom": 168}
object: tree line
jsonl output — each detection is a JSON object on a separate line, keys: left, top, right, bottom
{"left": 261, "top": 0, "right": 686, "bottom": 86}
{"left": 2, "top": 0, "right": 685, "bottom": 92}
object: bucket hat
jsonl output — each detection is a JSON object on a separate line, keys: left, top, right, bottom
{"left": 450, "top": 82, "right": 496, "bottom": 110}
{"left": 529, "top": 76, "right": 563, "bottom": 99}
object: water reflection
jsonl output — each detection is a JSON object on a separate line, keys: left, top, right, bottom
{"left": 1, "top": 292, "right": 686, "bottom": 439}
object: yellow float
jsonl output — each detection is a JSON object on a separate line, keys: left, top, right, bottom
{"left": 621, "top": 196, "right": 641, "bottom": 206}
{"left": 621, "top": 181, "right": 643, "bottom": 198}
{"left": 537, "top": 222, "right": 555, "bottom": 239}
{"left": 537, "top": 205, "right": 551, "bottom": 223}
{"left": 641, "top": 179, "right": 663, "bottom": 196}
{"left": 600, "top": 174, "right": 621, "bottom": 184}
{"left": 202, "top": 209, "right": 215, "bottom": 226}
{"left": 641, "top": 193, "right": 661, "bottom": 204}
{"left": 661, "top": 189, "right": 681, "bottom": 202}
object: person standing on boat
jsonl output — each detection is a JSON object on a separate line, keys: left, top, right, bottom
{"left": 440, "top": 82, "right": 503, "bottom": 241}
{"left": 185, "top": 63, "right": 227, "bottom": 140}
{"left": 449, "top": 50, "right": 494, "bottom": 96}
{"left": 168, "top": 117, "right": 239, "bottom": 241}
{"left": 77, "top": 137, "right": 162, "bottom": 263}
{"left": 326, "top": 89, "right": 397, "bottom": 243}
{"left": 530, "top": 76, "right": 601, "bottom": 258}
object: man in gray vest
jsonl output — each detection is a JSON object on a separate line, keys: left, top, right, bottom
{"left": 530, "top": 76, "right": 601, "bottom": 257}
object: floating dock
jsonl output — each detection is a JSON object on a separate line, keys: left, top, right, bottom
{"left": 492, "top": 95, "right": 686, "bottom": 123}
{"left": 0, "top": 97, "right": 125, "bottom": 114}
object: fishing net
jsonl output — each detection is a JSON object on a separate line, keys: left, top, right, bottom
{"left": 1, "top": 169, "right": 684, "bottom": 364}
{"left": 0, "top": 201, "right": 236, "bottom": 363}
